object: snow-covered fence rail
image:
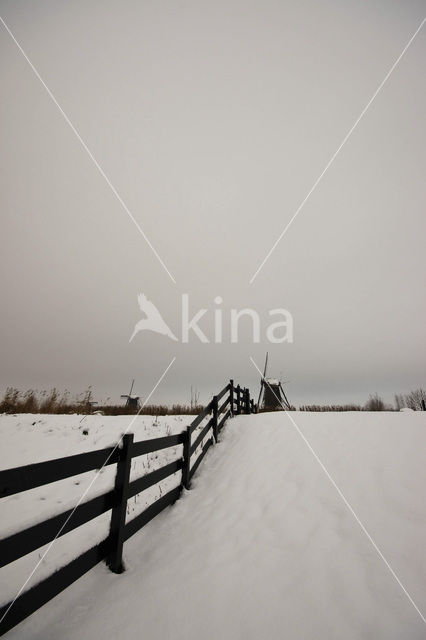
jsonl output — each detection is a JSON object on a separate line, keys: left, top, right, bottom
{"left": 0, "top": 380, "right": 255, "bottom": 636}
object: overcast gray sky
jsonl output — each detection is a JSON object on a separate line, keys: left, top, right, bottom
{"left": 1, "top": 0, "right": 425, "bottom": 407}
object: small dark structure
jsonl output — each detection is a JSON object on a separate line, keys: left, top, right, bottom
{"left": 257, "top": 353, "right": 292, "bottom": 411}
{"left": 120, "top": 379, "right": 140, "bottom": 411}
{"left": 81, "top": 389, "right": 98, "bottom": 412}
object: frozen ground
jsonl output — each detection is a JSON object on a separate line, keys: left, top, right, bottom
{"left": 1, "top": 411, "right": 425, "bottom": 639}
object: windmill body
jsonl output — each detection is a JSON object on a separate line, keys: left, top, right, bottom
{"left": 263, "top": 379, "right": 282, "bottom": 410}
{"left": 257, "top": 354, "right": 292, "bottom": 411}
{"left": 121, "top": 379, "right": 140, "bottom": 411}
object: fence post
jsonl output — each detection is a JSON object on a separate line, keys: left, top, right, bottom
{"left": 182, "top": 426, "right": 192, "bottom": 490}
{"left": 107, "top": 432, "right": 133, "bottom": 574}
{"left": 246, "top": 389, "right": 251, "bottom": 414}
{"left": 212, "top": 395, "right": 218, "bottom": 442}
{"left": 236, "top": 385, "right": 241, "bottom": 414}
{"left": 229, "top": 380, "right": 234, "bottom": 416}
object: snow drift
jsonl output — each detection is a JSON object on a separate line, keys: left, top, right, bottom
{"left": 0, "top": 411, "right": 425, "bottom": 639}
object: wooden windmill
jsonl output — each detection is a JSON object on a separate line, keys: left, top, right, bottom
{"left": 121, "top": 379, "right": 140, "bottom": 411}
{"left": 257, "top": 353, "right": 292, "bottom": 411}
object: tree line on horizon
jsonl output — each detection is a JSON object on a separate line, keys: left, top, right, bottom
{"left": 0, "top": 386, "right": 425, "bottom": 415}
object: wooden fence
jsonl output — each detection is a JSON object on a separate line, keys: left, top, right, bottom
{"left": 0, "top": 380, "right": 255, "bottom": 636}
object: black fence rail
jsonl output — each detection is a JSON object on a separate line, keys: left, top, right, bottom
{"left": 0, "top": 381, "right": 256, "bottom": 636}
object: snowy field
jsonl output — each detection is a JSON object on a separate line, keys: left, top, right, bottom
{"left": 1, "top": 411, "right": 425, "bottom": 639}
{"left": 0, "top": 413, "right": 194, "bottom": 602}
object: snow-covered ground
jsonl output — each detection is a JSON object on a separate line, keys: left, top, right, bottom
{"left": 1, "top": 411, "right": 425, "bottom": 639}
{"left": 0, "top": 413, "right": 203, "bottom": 602}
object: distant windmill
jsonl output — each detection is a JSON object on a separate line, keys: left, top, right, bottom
{"left": 121, "top": 379, "right": 140, "bottom": 411}
{"left": 257, "top": 352, "right": 292, "bottom": 411}
{"left": 79, "top": 389, "right": 98, "bottom": 423}
{"left": 82, "top": 389, "right": 98, "bottom": 410}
